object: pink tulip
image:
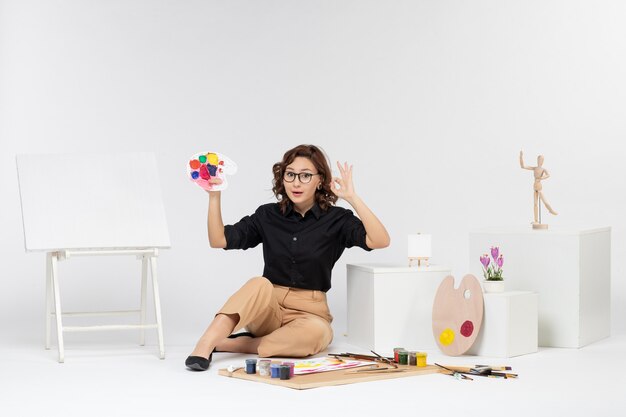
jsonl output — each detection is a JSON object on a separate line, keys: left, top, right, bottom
{"left": 496, "top": 255, "right": 504, "bottom": 269}
{"left": 480, "top": 254, "right": 490, "bottom": 268}
{"left": 491, "top": 246, "right": 499, "bottom": 261}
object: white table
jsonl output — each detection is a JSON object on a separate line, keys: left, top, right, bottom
{"left": 470, "top": 227, "right": 611, "bottom": 348}
{"left": 469, "top": 291, "right": 538, "bottom": 358}
{"left": 346, "top": 263, "right": 451, "bottom": 354}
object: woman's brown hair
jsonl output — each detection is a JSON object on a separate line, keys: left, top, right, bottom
{"left": 272, "top": 144, "right": 337, "bottom": 214}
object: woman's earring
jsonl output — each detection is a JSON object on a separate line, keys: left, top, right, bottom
{"left": 317, "top": 183, "right": 322, "bottom": 190}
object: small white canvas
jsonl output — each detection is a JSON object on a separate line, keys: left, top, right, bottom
{"left": 17, "top": 152, "right": 171, "bottom": 251}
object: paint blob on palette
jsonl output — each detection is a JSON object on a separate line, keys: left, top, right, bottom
{"left": 432, "top": 274, "right": 484, "bottom": 356}
{"left": 187, "top": 151, "right": 237, "bottom": 191}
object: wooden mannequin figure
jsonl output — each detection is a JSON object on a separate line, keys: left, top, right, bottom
{"left": 519, "top": 151, "right": 558, "bottom": 229}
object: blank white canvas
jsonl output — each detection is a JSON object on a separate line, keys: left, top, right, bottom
{"left": 17, "top": 152, "right": 171, "bottom": 251}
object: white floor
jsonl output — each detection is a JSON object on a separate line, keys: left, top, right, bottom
{"left": 2, "top": 334, "right": 626, "bottom": 417}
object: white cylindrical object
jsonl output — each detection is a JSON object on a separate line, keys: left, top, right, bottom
{"left": 408, "top": 234, "right": 432, "bottom": 258}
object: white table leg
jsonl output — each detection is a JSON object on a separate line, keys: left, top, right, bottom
{"left": 45, "top": 252, "right": 52, "bottom": 350}
{"left": 51, "top": 253, "right": 65, "bottom": 363}
{"left": 140, "top": 257, "right": 148, "bottom": 346}
{"left": 150, "top": 256, "right": 165, "bottom": 359}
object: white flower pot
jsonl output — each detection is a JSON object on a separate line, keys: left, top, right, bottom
{"left": 483, "top": 280, "right": 504, "bottom": 293}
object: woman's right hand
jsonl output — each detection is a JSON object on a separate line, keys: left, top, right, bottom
{"left": 205, "top": 178, "right": 224, "bottom": 196}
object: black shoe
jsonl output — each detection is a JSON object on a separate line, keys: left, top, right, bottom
{"left": 227, "top": 332, "right": 255, "bottom": 339}
{"left": 214, "top": 332, "right": 255, "bottom": 353}
{"left": 185, "top": 352, "right": 212, "bottom": 371}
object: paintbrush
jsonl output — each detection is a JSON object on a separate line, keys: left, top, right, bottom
{"left": 440, "top": 365, "right": 518, "bottom": 379}
{"left": 346, "top": 366, "right": 407, "bottom": 374}
{"left": 370, "top": 350, "right": 398, "bottom": 368}
{"left": 440, "top": 365, "right": 493, "bottom": 375}
{"left": 440, "top": 365, "right": 481, "bottom": 374}
{"left": 434, "top": 363, "right": 473, "bottom": 381}
{"left": 329, "top": 352, "right": 395, "bottom": 367}
{"left": 329, "top": 352, "right": 394, "bottom": 360}
{"left": 475, "top": 365, "right": 513, "bottom": 371}
{"left": 490, "top": 371, "right": 518, "bottom": 379}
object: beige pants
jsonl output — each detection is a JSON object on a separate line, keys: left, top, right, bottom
{"left": 217, "top": 277, "right": 334, "bottom": 358}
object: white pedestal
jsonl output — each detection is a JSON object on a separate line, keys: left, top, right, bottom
{"left": 346, "top": 263, "right": 451, "bottom": 354}
{"left": 469, "top": 291, "right": 538, "bottom": 358}
{"left": 469, "top": 227, "right": 611, "bottom": 348}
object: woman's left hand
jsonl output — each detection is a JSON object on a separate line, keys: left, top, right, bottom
{"left": 331, "top": 161, "right": 356, "bottom": 202}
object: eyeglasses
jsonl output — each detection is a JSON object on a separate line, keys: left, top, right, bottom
{"left": 283, "top": 171, "right": 320, "bottom": 184}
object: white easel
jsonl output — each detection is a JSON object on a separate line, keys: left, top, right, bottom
{"left": 17, "top": 152, "right": 171, "bottom": 362}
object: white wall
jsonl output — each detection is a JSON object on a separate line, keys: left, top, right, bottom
{"left": 2, "top": 0, "right": 625, "bottom": 347}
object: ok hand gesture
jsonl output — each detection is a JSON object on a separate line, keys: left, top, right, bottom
{"left": 331, "top": 161, "right": 356, "bottom": 202}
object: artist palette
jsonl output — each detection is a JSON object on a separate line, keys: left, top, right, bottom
{"left": 187, "top": 151, "right": 237, "bottom": 191}
{"left": 432, "top": 274, "right": 484, "bottom": 356}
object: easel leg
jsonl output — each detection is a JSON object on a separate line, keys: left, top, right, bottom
{"left": 149, "top": 256, "right": 165, "bottom": 359}
{"left": 50, "top": 253, "right": 65, "bottom": 363}
{"left": 45, "top": 253, "right": 52, "bottom": 350}
{"left": 140, "top": 257, "right": 148, "bottom": 346}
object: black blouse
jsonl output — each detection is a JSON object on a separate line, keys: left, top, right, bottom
{"left": 223, "top": 202, "right": 371, "bottom": 292}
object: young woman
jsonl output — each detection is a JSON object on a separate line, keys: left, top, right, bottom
{"left": 186, "top": 144, "right": 390, "bottom": 371}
